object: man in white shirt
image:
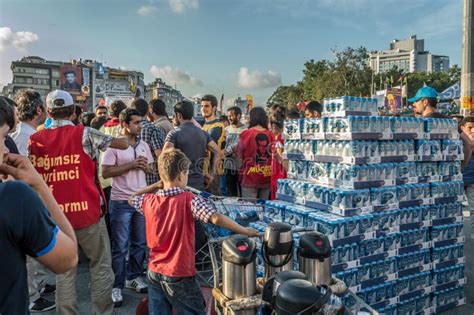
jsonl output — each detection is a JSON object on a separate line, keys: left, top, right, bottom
{"left": 11, "top": 90, "right": 46, "bottom": 155}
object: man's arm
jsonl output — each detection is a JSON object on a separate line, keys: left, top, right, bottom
{"left": 209, "top": 213, "right": 259, "bottom": 237}
{"left": 34, "top": 184, "right": 78, "bottom": 273}
{"left": 162, "top": 129, "right": 178, "bottom": 152}
{"left": 207, "top": 140, "right": 223, "bottom": 178}
{"left": 102, "top": 161, "right": 139, "bottom": 178}
{"left": 0, "top": 154, "right": 77, "bottom": 274}
{"left": 109, "top": 137, "right": 129, "bottom": 150}
{"left": 127, "top": 181, "right": 164, "bottom": 206}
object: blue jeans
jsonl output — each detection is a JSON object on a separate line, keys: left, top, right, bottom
{"left": 219, "top": 175, "right": 227, "bottom": 196}
{"left": 147, "top": 271, "right": 205, "bottom": 315}
{"left": 109, "top": 200, "right": 146, "bottom": 289}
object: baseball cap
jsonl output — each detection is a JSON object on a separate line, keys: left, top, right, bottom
{"left": 46, "top": 89, "right": 74, "bottom": 109}
{"left": 408, "top": 86, "right": 438, "bottom": 103}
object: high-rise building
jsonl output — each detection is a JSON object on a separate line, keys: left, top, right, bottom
{"left": 144, "top": 78, "right": 184, "bottom": 115}
{"left": 369, "top": 35, "right": 450, "bottom": 74}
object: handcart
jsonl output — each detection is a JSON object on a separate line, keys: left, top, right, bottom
{"left": 187, "top": 187, "right": 379, "bottom": 315}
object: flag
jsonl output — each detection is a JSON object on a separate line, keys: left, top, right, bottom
{"left": 246, "top": 95, "right": 253, "bottom": 115}
{"left": 130, "top": 79, "right": 136, "bottom": 93}
{"left": 98, "top": 63, "right": 105, "bottom": 76}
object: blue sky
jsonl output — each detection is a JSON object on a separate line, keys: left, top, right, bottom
{"left": 0, "top": 0, "right": 462, "bottom": 105}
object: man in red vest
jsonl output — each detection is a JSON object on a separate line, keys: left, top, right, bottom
{"left": 29, "top": 90, "right": 129, "bottom": 315}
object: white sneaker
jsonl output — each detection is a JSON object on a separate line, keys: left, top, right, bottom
{"left": 125, "top": 277, "right": 148, "bottom": 293}
{"left": 111, "top": 288, "right": 123, "bottom": 307}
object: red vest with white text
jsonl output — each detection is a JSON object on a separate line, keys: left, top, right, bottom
{"left": 29, "top": 125, "right": 103, "bottom": 230}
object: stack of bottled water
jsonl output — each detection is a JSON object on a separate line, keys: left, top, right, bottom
{"left": 271, "top": 97, "right": 466, "bottom": 314}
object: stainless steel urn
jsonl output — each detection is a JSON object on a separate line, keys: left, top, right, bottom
{"left": 297, "top": 232, "right": 332, "bottom": 286}
{"left": 222, "top": 234, "right": 257, "bottom": 315}
{"left": 262, "top": 222, "right": 294, "bottom": 279}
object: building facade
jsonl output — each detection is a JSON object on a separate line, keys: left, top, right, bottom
{"left": 144, "top": 78, "right": 183, "bottom": 115}
{"left": 369, "top": 35, "right": 450, "bottom": 74}
{"left": 5, "top": 56, "right": 144, "bottom": 112}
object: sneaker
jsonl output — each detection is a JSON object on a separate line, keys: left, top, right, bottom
{"left": 29, "top": 297, "right": 56, "bottom": 312}
{"left": 125, "top": 277, "right": 148, "bottom": 293}
{"left": 111, "top": 288, "right": 123, "bottom": 308}
{"left": 39, "top": 283, "right": 56, "bottom": 296}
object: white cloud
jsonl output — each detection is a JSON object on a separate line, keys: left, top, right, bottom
{"left": 150, "top": 65, "right": 203, "bottom": 86}
{"left": 237, "top": 67, "right": 282, "bottom": 89}
{"left": 0, "top": 27, "right": 39, "bottom": 52}
{"left": 169, "top": 0, "right": 199, "bottom": 13}
{"left": 137, "top": 5, "right": 158, "bottom": 16}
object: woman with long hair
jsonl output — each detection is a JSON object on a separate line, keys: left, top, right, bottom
{"left": 236, "top": 107, "right": 274, "bottom": 199}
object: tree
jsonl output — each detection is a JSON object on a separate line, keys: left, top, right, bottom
{"left": 266, "top": 85, "right": 303, "bottom": 108}
{"left": 406, "top": 71, "right": 457, "bottom": 98}
{"left": 267, "top": 48, "right": 461, "bottom": 106}
{"left": 448, "top": 64, "right": 461, "bottom": 83}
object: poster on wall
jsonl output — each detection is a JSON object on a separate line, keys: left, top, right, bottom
{"left": 385, "top": 87, "right": 402, "bottom": 114}
{"left": 60, "top": 65, "right": 83, "bottom": 93}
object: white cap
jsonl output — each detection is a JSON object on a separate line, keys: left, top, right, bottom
{"left": 46, "top": 90, "right": 74, "bottom": 109}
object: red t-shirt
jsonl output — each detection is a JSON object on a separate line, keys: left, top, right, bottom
{"left": 141, "top": 192, "right": 197, "bottom": 277}
{"left": 271, "top": 133, "right": 287, "bottom": 200}
{"left": 237, "top": 128, "right": 275, "bottom": 189}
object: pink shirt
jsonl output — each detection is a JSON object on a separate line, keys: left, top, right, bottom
{"left": 102, "top": 140, "right": 153, "bottom": 201}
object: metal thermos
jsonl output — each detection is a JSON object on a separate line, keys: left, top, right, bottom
{"left": 298, "top": 232, "right": 332, "bottom": 286}
{"left": 222, "top": 234, "right": 257, "bottom": 315}
{"left": 261, "top": 270, "right": 307, "bottom": 313}
{"left": 262, "top": 222, "right": 294, "bottom": 279}
{"left": 274, "top": 279, "right": 334, "bottom": 315}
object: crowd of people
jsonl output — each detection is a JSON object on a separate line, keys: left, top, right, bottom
{"left": 1, "top": 85, "right": 474, "bottom": 315}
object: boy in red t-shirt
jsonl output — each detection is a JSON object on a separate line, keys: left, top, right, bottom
{"left": 129, "top": 148, "right": 258, "bottom": 315}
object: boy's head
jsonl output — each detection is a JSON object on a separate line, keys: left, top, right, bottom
{"left": 158, "top": 148, "right": 191, "bottom": 187}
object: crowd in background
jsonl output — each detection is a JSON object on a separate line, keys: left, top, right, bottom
{"left": 2, "top": 85, "right": 474, "bottom": 315}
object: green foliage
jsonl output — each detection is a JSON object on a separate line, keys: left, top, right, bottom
{"left": 267, "top": 45, "right": 461, "bottom": 109}
{"left": 266, "top": 85, "right": 303, "bottom": 108}
{"left": 405, "top": 71, "right": 458, "bottom": 98}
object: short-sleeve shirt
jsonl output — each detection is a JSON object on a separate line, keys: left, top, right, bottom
{"left": 0, "top": 181, "right": 58, "bottom": 314}
{"left": 140, "top": 119, "right": 166, "bottom": 185}
{"left": 203, "top": 119, "right": 226, "bottom": 175}
{"left": 102, "top": 139, "right": 153, "bottom": 201}
{"left": 224, "top": 124, "right": 247, "bottom": 171}
{"left": 11, "top": 122, "right": 36, "bottom": 156}
{"left": 237, "top": 128, "right": 275, "bottom": 189}
{"left": 165, "top": 122, "right": 212, "bottom": 190}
